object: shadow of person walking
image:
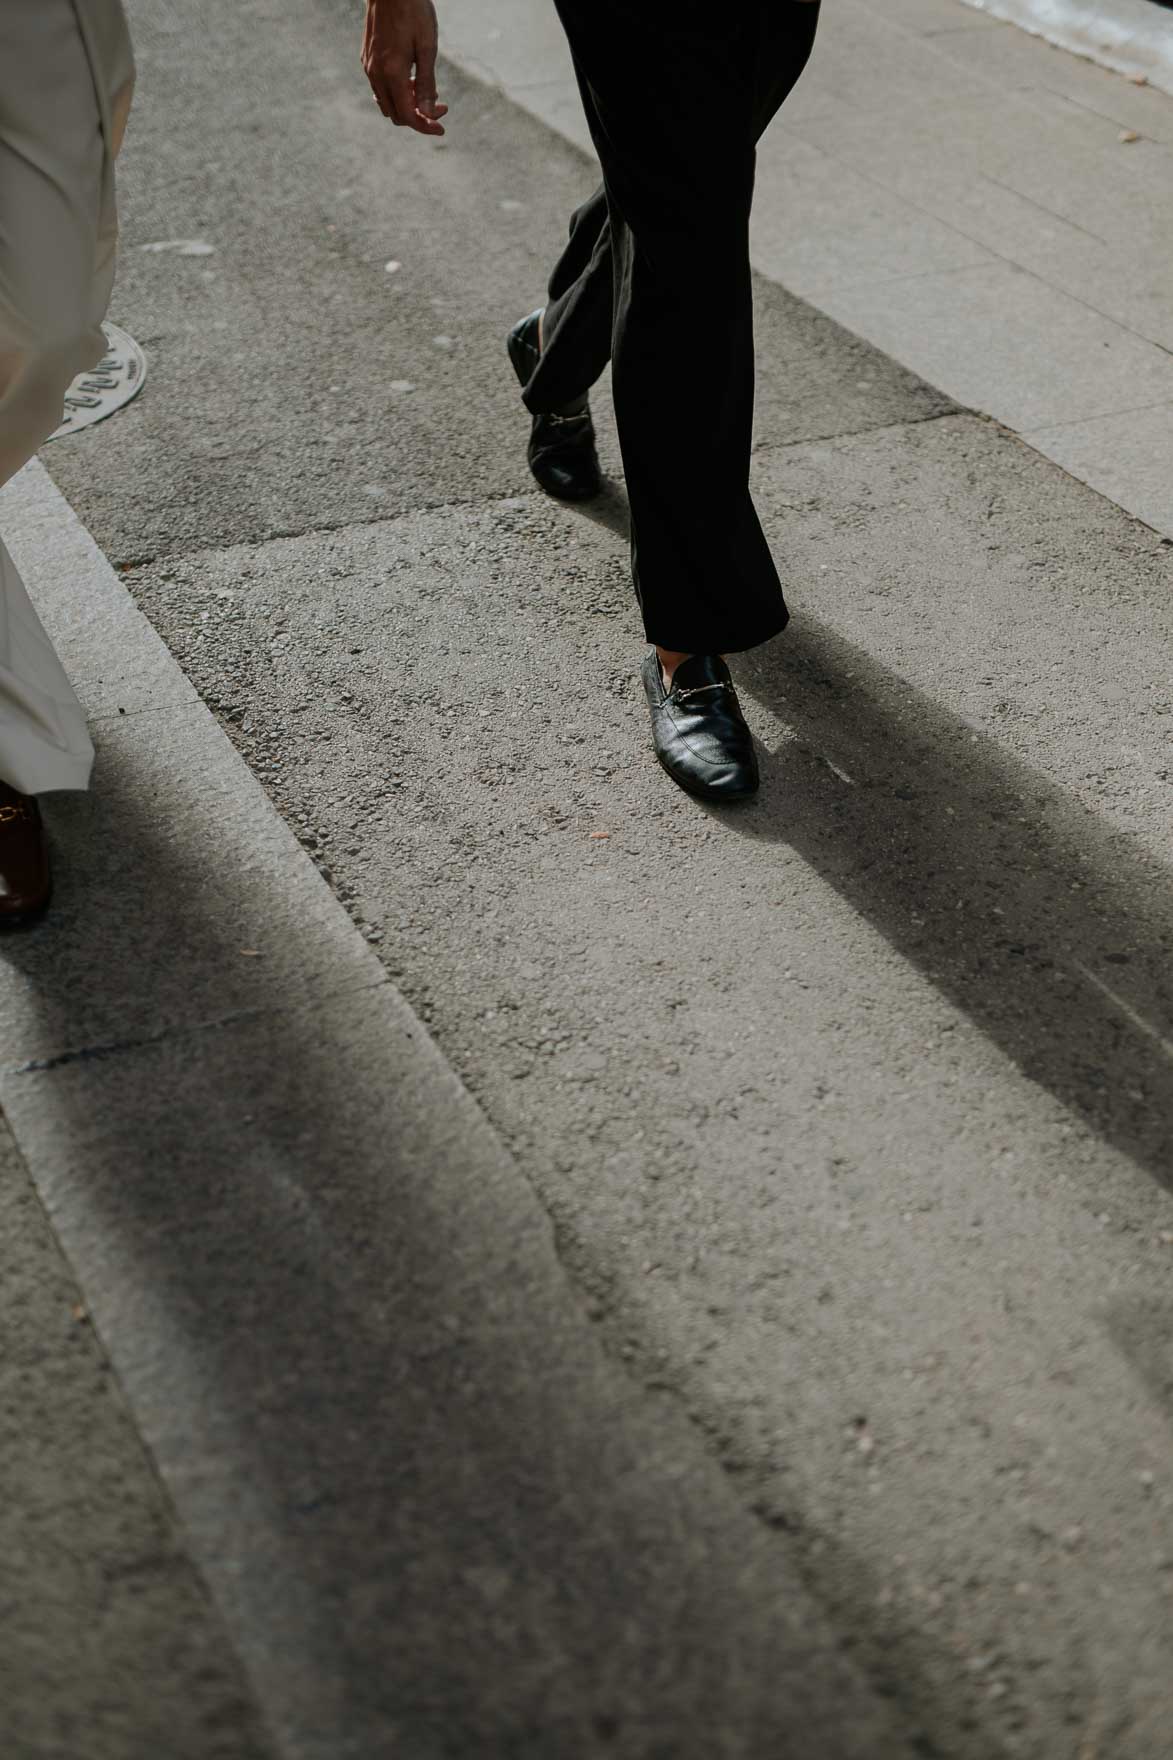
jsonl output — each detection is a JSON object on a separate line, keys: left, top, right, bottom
{"left": 0, "top": 705, "right": 907, "bottom": 1760}
{"left": 722, "top": 616, "right": 1172, "bottom": 1196}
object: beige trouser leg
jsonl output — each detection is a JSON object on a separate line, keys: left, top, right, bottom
{"left": 0, "top": 0, "right": 131, "bottom": 793}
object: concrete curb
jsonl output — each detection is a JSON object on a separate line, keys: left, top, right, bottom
{"left": 960, "top": 0, "right": 1173, "bottom": 97}
{"left": 0, "top": 459, "right": 909, "bottom": 1755}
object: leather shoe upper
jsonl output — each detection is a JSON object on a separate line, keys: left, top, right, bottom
{"left": 0, "top": 783, "right": 50, "bottom": 925}
{"left": 641, "top": 652, "right": 759, "bottom": 801}
{"left": 507, "top": 310, "right": 601, "bottom": 503}
{"left": 507, "top": 308, "right": 543, "bottom": 385}
{"left": 526, "top": 409, "right": 601, "bottom": 502}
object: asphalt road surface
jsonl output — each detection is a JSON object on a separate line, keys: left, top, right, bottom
{"left": 40, "top": 0, "right": 1173, "bottom": 1755}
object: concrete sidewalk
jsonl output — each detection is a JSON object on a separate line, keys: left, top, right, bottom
{"left": 6, "top": 0, "right": 1173, "bottom": 1754}
{"left": 0, "top": 463, "right": 902, "bottom": 1757}
{"left": 0, "top": 1108, "right": 276, "bottom": 1760}
{"left": 964, "top": 0, "right": 1173, "bottom": 96}
{"left": 443, "top": 0, "right": 1173, "bottom": 539}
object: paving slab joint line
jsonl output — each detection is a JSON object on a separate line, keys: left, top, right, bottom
{"left": 0, "top": 1107, "right": 287, "bottom": 1760}
{"left": 5, "top": 972, "right": 392, "bottom": 1078}
{"left": 958, "top": 0, "right": 1173, "bottom": 96}
{"left": 109, "top": 487, "right": 540, "bottom": 572}
{"left": 751, "top": 404, "right": 967, "bottom": 459}
{"left": 787, "top": 146, "right": 1173, "bottom": 373}
{"left": 1026, "top": 393, "right": 1173, "bottom": 433}
{"left": 799, "top": 113, "right": 1173, "bottom": 408}
{"left": 978, "top": 413, "right": 1172, "bottom": 539}
{"left": 113, "top": 409, "right": 970, "bottom": 578}
{"left": 88, "top": 701, "right": 197, "bottom": 725}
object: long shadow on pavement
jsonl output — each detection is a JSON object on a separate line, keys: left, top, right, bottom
{"left": 0, "top": 720, "right": 909, "bottom": 1760}
{"left": 732, "top": 620, "right": 1172, "bottom": 1196}
{"left": 580, "top": 481, "right": 1171, "bottom": 1206}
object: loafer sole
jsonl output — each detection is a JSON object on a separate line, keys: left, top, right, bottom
{"left": 0, "top": 891, "right": 52, "bottom": 930}
{"left": 508, "top": 325, "right": 601, "bottom": 502}
{"left": 532, "top": 471, "right": 602, "bottom": 504}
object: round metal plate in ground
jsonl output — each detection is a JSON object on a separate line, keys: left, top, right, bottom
{"left": 46, "top": 322, "right": 147, "bottom": 442}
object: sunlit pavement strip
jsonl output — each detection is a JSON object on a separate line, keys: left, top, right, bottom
{"left": 0, "top": 460, "right": 902, "bottom": 1756}
{"left": 441, "top": 0, "right": 1173, "bottom": 539}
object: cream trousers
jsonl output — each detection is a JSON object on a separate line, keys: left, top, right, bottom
{"left": 0, "top": 0, "right": 133, "bottom": 793}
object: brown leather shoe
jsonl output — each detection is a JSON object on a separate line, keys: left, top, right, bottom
{"left": 0, "top": 783, "right": 50, "bottom": 927}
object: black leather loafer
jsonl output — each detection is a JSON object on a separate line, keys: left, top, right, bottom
{"left": 0, "top": 783, "right": 50, "bottom": 927}
{"left": 507, "top": 309, "right": 601, "bottom": 503}
{"left": 641, "top": 652, "right": 760, "bottom": 802}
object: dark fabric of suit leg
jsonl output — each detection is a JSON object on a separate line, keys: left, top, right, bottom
{"left": 527, "top": 0, "right": 821, "bottom": 654}
{"left": 522, "top": 185, "right": 613, "bottom": 416}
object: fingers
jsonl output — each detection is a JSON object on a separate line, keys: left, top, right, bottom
{"left": 414, "top": 36, "right": 440, "bottom": 122}
{"left": 361, "top": 8, "right": 394, "bottom": 118}
{"left": 361, "top": 2, "right": 447, "bottom": 137}
{"left": 365, "top": 57, "right": 447, "bottom": 134}
{"left": 409, "top": 82, "right": 447, "bottom": 136}
{"left": 409, "top": 2, "right": 445, "bottom": 133}
{"left": 363, "top": 49, "right": 398, "bottom": 119}
{"left": 367, "top": 74, "right": 394, "bottom": 121}
{"left": 384, "top": 58, "right": 419, "bottom": 127}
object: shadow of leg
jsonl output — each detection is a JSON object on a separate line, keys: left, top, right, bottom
{"left": 729, "top": 620, "right": 1172, "bottom": 1194}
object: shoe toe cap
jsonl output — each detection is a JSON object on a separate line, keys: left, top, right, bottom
{"left": 652, "top": 704, "right": 759, "bottom": 800}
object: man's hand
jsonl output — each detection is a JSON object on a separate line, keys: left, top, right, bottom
{"left": 363, "top": 0, "right": 448, "bottom": 137}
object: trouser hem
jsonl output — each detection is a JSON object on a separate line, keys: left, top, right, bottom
{"left": 0, "top": 743, "right": 94, "bottom": 796}
{"left": 643, "top": 605, "right": 790, "bottom": 658}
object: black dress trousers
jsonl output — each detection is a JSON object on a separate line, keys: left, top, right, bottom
{"left": 523, "top": 0, "right": 821, "bottom": 655}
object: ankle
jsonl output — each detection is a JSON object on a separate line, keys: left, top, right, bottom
{"left": 656, "top": 648, "right": 691, "bottom": 689}
{"left": 655, "top": 650, "right": 730, "bottom": 690}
